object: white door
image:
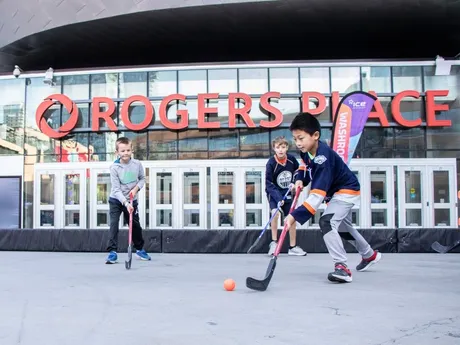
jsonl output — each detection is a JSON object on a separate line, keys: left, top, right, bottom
{"left": 398, "top": 165, "right": 427, "bottom": 228}
{"left": 428, "top": 165, "right": 457, "bottom": 228}
{"left": 34, "top": 170, "right": 58, "bottom": 228}
{"left": 90, "top": 168, "right": 111, "bottom": 229}
{"left": 61, "top": 169, "right": 87, "bottom": 229}
{"left": 364, "top": 166, "right": 395, "bottom": 228}
{"left": 149, "top": 168, "right": 176, "bottom": 229}
{"left": 242, "top": 167, "right": 267, "bottom": 229}
{"left": 179, "top": 167, "right": 207, "bottom": 229}
{"left": 211, "top": 167, "right": 238, "bottom": 229}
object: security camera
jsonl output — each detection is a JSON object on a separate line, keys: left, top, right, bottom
{"left": 43, "top": 67, "right": 54, "bottom": 85}
{"left": 13, "top": 65, "right": 22, "bottom": 78}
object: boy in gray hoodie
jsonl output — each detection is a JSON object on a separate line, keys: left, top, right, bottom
{"left": 106, "top": 137, "right": 151, "bottom": 264}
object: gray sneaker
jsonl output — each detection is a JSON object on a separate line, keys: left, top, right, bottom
{"left": 268, "top": 241, "right": 277, "bottom": 256}
{"left": 288, "top": 246, "right": 307, "bottom": 256}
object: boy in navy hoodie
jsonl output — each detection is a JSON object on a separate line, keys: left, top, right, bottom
{"left": 265, "top": 136, "right": 307, "bottom": 256}
{"left": 106, "top": 137, "right": 151, "bottom": 264}
{"left": 284, "top": 113, "right": 381, "bottom": 283}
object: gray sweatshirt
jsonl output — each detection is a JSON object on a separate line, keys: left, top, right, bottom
{"left": 109, "top": 158, "right": 145, "bottom": 205}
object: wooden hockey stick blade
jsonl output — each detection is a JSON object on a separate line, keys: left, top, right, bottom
{"left": 431, "top": 240, "right": 460, "bottom": 254}
{"left": 246, "top": 256, "right": 277, "bottom": 291}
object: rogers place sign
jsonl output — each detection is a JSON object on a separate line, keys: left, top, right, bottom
{"left": 36, "top": 90, "right": 452, "bottom": 139}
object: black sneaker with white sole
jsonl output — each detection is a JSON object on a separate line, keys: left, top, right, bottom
{"left": 327, "top": 263, "right": 352, "bottom": 283}
{"left": 356, "top": 251, "right": 382, "bottom": 272}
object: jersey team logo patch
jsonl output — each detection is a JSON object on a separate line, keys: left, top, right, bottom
{"left": 277, "top": 171, "right": 292, "bottom": 189}
{"left": 314, "top": 155, "right": 327, "bottom": 165}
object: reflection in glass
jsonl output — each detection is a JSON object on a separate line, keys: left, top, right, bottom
{"left": 246, "top": 210, "right": 262, "bottom": 227}
{"left": 97, "top": 173, "right": 111, "bottom": 204}
{"left": 63, "top": 75, "right": 90, "bottom": 99}
{"left": 218, "top": 171, "right": 234, "bottom": 204}
{"left": 157, "top": 173, "right": 173, "bottom": 204}
{"left": 406, "top": 209, "right": 422, "bottom": 226}
{"left": 179, "top": 70, "right": 207, "bottom": 95}
{"left": 300, "top": 67, "right": 330, "bottom": 93}
{"left": 90, "top": 73, "right": 118, "bottom": 98}
{"left": 370, "top": 172, "right": 386, "bottom": 203}
{"left": 239, "top": 68, "right": 268, "bottom": 94}
{"left": 40, "top": 174, "right": 54, "bottom": 205}
{"left": 157, "top": 210, "right": 172, "bottom": 227}
{"left": 97, "top": 210, "right": 109, "bottom": 227}
{"left": 246, "top": 171, "right": 262, "bottom": 204}
{"left": 184, "top": 172, "right": 200, "bottom": 204}
{"left": 395, "top": 127, "right": 424, "bottom": 150}
{"left": 240, "top": 129, "right": 269, "bottom": 151}
{"left": 351, "top": 210, "right": 359, "bottom": 226}
{"left": 219, "top": 210, "right": 233, "bottom": 226}
{"left": 433, "top": 171, "right": 449, "bottom": 203}
{"left": 361, "top": 67, "right": 391, "bottom": 93}
{"left": 269, "top": 68, "right": 299, "bottom": 93}
{"left": 434, "top": 209, "right": 450, "bottom": 226}
{"left": 209, "top": 129, "right": 238, "bottom": 151}
{"left": 331, "top": 67, "right": 360, "bottom": 93}
{"left": 404, "top": 171, "right": 421, "bottom": 203}
{"left": 149, "top": 131, "right": 177, "bottom": 152}
{"left": 40, "top": 210, "right": 54, "bottom": 227}
{"left": 65, "top": 210, "right": 80, "bottom": 227}
{"left": 25, "top": 77, "right": 61, "bottom": 130}
{"left": 65, "top": 174, "right": 80, "bottom": 205}
{"left": 208, "top": 69, "right": 237, "bottom": 94}
{"left": 149, "top": 71, "right": 177, "bottom": 97}
{"left": 119, "top": 72, "right": 147, "bottom": 97}
{"left": 184, "top": 209, "right": 200, "bottom": 227}
{"left": 392, "top": 66, "right": 422, "bottom": 92}
{"left": 178, "top": 130, "right": 207, "bottom": 151}
{"left": 371, "top": 210, "right": 387, "bottom": 226}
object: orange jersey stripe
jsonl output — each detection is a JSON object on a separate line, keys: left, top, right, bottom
{"left": 302, "top": 201, "right": 316, "bottom": 215}
{"left": 335, "top": 189, "right": 360, "bottom": 195}
{"left": 310, "top": 189, "right": 326, "bottom": 197}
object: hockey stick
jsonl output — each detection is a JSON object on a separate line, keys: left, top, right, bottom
{"left": 125, "top": 194, "right": 134, "bottom": 270}
{"left": 431, "top": 240, "right": 460, "bottom": 254}
{"left": 247, "top": 188, "right": 292, "bottom": 254}
{"left": 246, "top": 186, "right": 302, "bottom": 291}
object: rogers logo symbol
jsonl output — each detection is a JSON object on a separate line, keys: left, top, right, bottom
{"left": 35, "top": 94, "right": 79, "bottom": 139}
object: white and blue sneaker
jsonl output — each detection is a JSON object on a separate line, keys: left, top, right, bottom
{"left": 106, "top": 251, "right": 118, "bottom": 264}
{"left": 136, "top": 249, "right": 151, "bottom": 261}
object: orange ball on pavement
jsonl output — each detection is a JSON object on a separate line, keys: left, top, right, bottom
{"left": 224, "top": 279, "right": 236, "bottom": 291}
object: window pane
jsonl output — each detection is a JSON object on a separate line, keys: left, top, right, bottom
{"left": 207, "top": 99, "right": 231, "bottom": 126}
{"left": 178, "top": 130, "right": 207, "bottom": 151}
{"left": 361, "top": 128, "right": 393, "bottom": 150}
{"left": 424, "top": 65, "right": 460, "bottom": 149}
{"left": 394, "top": 127, "right": 425, "bottom": 150}
{"left": 239, "top": 68, "right": 268, "bottom": 94}
{"left": 89, "top": 132, "right": 117, "bottom": 161}
{"left": 119, "top": 72, "right": 147, "bottom": 97}
{"left": 392, "top": 66, "right": 422, "bottom": 92}
{"left": 331, "top": 67, "right": 360, "bottom": 93}
{"left": 90, "top": 73, "right": 118, "bottom": 98}
{"left": 240, "top": 128, "right": 269, "bottom": 151}
{"left": 25, "top": 77, "right": 61, "bottom": 130}
{"left": 118, "top": 101, "right": 154, "bottom": 128}
{"left": 370, "top": 172, "right": 387, "bottom": 203}
{"left": 148, "top": 131, "right": 177, "bottom": 152}
{"left": 40, "top": 174, "right": 55, "bottom": 205}
{"left": 272, "top": 98, "right": 302, "bottom": 124}
{"left": 361, "top": 67, "right": 391, "bottom": 93}
{"left": 208, "top": 69, "right": 237, "bottom": 94}
{"left": 63, "top": 75, "right": 89, "bottom": 99}
{"left": 179, "top": 70, "right": 206, "bottom": 95}
{"left": 59, "top": 133, "right": 89, "bottom": 162}
{"left": 300, "top": 67, "right": 330, "bottom": 93}
{"left": 246, "top": 171, "right": 262, "bottom": 204}
{"left": 149, "top": 71, "right": 177, "bottom": 97}
{"left": 269, "top": 68, "right": 299, "bottom": 93}
{"left": 0, "top": 78, "right": 25, "bottom": 154}
{"left": 209, "top": 129, "right": 238, "bottom": 151}
{"left": 178, "top": 100, "right": 198, "bottom": 126}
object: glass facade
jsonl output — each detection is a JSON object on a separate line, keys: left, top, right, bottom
{"left": 0, "top": 60, "right": 459, "bottom": 229}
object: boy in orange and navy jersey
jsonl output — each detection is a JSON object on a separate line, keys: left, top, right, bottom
{"left": 284, "top": 113, "right": 382, "bottom": 283}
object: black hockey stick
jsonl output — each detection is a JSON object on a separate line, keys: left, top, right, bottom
{"left": 246, "top": 186, "right": 302, "bottom": 291}
{"left": 247, "top": 189, "right": 292, "bottom": 254}
{"left": 431, "top": 240, "right": 460, "bottom": 254}
{"left": 125, "top": 195, "right": 134, "bottom": 270}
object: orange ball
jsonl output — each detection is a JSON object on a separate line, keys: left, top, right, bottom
{"left": 224, "top": 278, "right": 236, "bottom": 291}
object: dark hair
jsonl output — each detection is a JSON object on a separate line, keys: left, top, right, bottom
{"left": 115, "top": 136, "right": 132, "bottom": 150}
{"left": 289, "top": 112, "right": 321, "bottom": 138}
